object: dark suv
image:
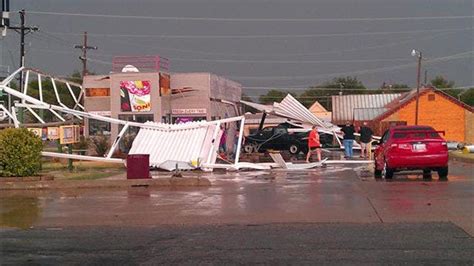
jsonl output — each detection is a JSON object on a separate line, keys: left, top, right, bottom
{"left": 243, "top": 124, "right": 333, "bottom": 155}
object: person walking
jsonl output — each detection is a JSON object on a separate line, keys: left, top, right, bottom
{"left": 341, "top": 121, "right": 355, "bottom": 158}
{"left": 359, "top": 121, "right": 373, "bottom": 159}
{"left": 306, "top": 125, "right": 322, "bottom": 163}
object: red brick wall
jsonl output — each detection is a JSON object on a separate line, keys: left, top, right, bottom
{"left": 382, "top": 92, "right": 468, "bottom": 142}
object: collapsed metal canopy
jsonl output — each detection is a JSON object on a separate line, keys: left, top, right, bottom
{"left": 241, "top": 94, "right": 338, "bottom": 130}
{"left": 129, "top": 121, "right": 222, "bottom": 169}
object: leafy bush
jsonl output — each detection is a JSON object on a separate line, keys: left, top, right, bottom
{"left": 0, "top": 128, "right": 43, "bottom": 177}
{"left": 72, "top": 136, "right": 90, "bottom": 154}
{"left": 91, "top": 135, "right": 110, "bottom": 156}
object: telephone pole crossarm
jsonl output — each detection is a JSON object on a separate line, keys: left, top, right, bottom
{"left": 74, "top": 32, "right": 98, "bottom": 77}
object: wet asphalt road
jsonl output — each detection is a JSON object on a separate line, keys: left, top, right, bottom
{"left": 0, "top": 160, "right": 473, "bottom": 264}
{"left": 1, "top": 223, "right": 473, "bottom": 265}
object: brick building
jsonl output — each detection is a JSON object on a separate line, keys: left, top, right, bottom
{"left": 331, "top": 87, "right": 473, "bottom": 143}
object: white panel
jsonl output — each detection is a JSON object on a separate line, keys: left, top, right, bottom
{"left": 129, "top": 121, "right": 223, "bottom": 168}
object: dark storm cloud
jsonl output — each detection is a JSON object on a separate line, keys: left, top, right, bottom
{"left": 1, "top": 0, "right": 472, "bottom": 96}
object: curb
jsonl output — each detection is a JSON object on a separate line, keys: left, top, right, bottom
{"left": 0, "top": 177, "right": 211, "bottom": 190}
{"left": 449, "top": 152, "right": 474, "bottom": 164}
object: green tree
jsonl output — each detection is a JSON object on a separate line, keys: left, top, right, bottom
{"left": 241, "top": 92, "right": 258, "bottom": 113}
{"left": 258, "top": 89, "right": 288, "bottom": 104}
{"left": 430, "top": 75, "right": 455, "bottom": 88}
{"left": 321, "top": 76, "right": 367, "bottom": 94}
{"left": 457, "top": 88, "right": 474, "bottom": 106}
{"left": 23, "top": 73, "right": 81, "bottom": 122}
{"left": 297, "top": 76, "right": 367, "bottom": 110}
{"left": 298, "top": 88, "right": 332, "bottom": 109}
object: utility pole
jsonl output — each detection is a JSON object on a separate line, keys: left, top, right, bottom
{"left": 9, "top": 9, "right": 38, "bottom": 123}
{"left": 411, "top": 49, "right": 422, "bottom": 126}
{"left": 424, "top": 69, "right": 428, "bottom": 85}
{"left": 74, "top": 32, "right": 97, "bottom": 78}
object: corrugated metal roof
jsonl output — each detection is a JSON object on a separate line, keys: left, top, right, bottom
{"left": 332, "top": 93, "right": 401, "bottom": 123}
{"left": 353, "top": 108, "right": 388, "bottom": 121}
{"left": 241, "top": 94, "right": 338, "bottom": 130}
{"left": 129, "top": 121, "right": 221, "bottom": 169}
{"left": 244, "top": 113, "right": 288, "bottom": 124}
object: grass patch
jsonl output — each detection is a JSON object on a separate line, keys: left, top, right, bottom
{"left": 40, "top": 160, "right": 125, "bottom": 180}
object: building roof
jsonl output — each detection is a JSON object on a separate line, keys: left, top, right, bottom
{"left": 331, "top": 93, "right": 402, "bottom": 124}
{"left": 353, "top": 107, "right": 388, "bottom": 121}
{"left": 373, "top": 86, "right": 474, "bottom": 121}
{"left": 309, "top": 101, "right": 328, "bottom": 113}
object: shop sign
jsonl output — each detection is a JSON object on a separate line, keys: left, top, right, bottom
{"left": 120, "top": 80, "right": 151, "bottom": 112}
{"left": 172, "top": 108, "right": 207, "bottom": 115}
{"left": 47, "top": 127, "right": 60, "bottom": 140}
{"left": 90, "top": 111, "right": 112, "bottom": 116}
{"left": 59, "top": 125, "right": 80, "bottom": 144}
{"left": 28, "top": 128, "right": 42, "bottom": 138}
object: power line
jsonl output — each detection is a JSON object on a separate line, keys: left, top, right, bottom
{"left": 229, "top": 51, "right": 474, "bottom": 80}
{"left": 168, "top": 58, "right": 412, "bottom": 64}
{"left": 37, "top": 30, "right": 464, "bottom": 60}
{"left": 65, "top": 31, "right": 458, "bottom": 58}
{"left": 26, "top": 11, "right": 474, "bottom": 22}
{"left": 43, "top": 27, "right": 471, "bottom": 39}
{"left": 29, "top": 48, "right": 411, "bottom": 64}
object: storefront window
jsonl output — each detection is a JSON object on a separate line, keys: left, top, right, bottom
{"left": 89, "top": 119, "right": 111, "bottom": 136}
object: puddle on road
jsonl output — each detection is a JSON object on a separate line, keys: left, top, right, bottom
{"left": 0, "top": 196, "right": 41, "bottom": 229}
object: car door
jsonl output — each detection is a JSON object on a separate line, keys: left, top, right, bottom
{"left": 259, "top": 127, "right": 275, "bottom": 149}
{"left": 262, "top": 127, "right": 286, "bottom": 150}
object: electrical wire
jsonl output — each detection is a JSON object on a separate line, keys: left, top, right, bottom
{"left": 27, "top": 11, "right": 474, "bottom": 22}
{"left": 229, "top": 51, "right": 474, "bottom": 80}
{"left": 42, "top": 27, "right": 472, "bottom": 39}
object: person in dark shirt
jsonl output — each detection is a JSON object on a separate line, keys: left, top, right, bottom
{"left": 358, "top": 121, "right": 374, "bottom": 159}
{"left": 341, "top": 121, "right": 355, "bottom": 158}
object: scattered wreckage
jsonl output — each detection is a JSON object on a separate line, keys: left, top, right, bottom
{"left": 0, "top": 67, "right": 373, "bottom": 172}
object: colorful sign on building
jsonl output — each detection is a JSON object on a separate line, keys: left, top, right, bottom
{"left": 120, "top": 80, "right": 151, "bottom": 112}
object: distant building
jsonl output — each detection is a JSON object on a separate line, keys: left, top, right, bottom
{"left": 331, "top": 93, "right": 401, "bottom": 125}
{"left": 83, "top": 56, "right": 242, "bottom": 146}
{"left": 331, "top": 87, "right": 474, "bottom": 142}
{"left": 308, "top": 101, "right": 331, "bottom": 122}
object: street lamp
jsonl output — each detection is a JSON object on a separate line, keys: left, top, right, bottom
{"left": 411, "top": 49, "right": 422, "bottom": 125}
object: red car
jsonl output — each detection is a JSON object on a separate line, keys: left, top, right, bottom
{"left": 374, "top": 125, "right": 448, "bottom": 180}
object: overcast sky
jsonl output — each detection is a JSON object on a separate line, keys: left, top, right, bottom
{"left": 1, "top": 0, "right": 472, "bottom": 97}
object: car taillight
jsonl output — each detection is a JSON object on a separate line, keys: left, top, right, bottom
{"left": 391, "top": 143, "right": 410, "bottom": 149}
{"left": 441, "top": 142, "right": 447, "bottom": 146}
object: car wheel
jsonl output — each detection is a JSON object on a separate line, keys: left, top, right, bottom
{"left": 437, "top": 167, "right": 448, "bottom": 180}
{"left": 289, "top": 144, "right": 300, "bottom": 155}
{"left": 243, "top": 144, "right": 256, "bottom": 154}
{"left": 382, "top": 160, "right": 394, "bottom": 179}
{"left": 422, "top": 169, "right": 432, "bottom": 180}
